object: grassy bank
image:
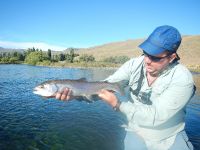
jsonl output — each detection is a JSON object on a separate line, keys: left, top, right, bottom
{"left": 187, "top": 65, "right": 200, "bottom": 73}
{"left": 1, "top": 60, "right": 199, "bottom": 72}
{"left": 36, "top": 60, "right": 200, "bottom": 72}
{"left": 35, "top": 61, "right": 122, "bottom": 69}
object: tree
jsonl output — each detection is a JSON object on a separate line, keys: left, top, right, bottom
{"left": 68, "top": 49, "right": 75, "bottom": 63}
{"left": 47, "top": 49, "right": 52, "bottom": 60}
{"left": 17, "top": 52, "right": 25, "bottom": 61}
{"left": 9, "top": 57, "right": 19, "bottom": 64}
{"left": 59, "top": 53, "right": 65, "bottom": 61}
{"left": 69, "top": 49, "right": 79, "bottom": 63}
{"left": 79, "top": 54, "right": 95, "bottom": 62}
{"left": 24, "top": 51, "right": 43, "bottom": 65}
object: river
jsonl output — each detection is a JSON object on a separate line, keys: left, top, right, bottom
{"left": 0, "top": 64, "right": 199, "bottom": 150}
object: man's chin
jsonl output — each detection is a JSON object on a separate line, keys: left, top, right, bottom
{"left": 146, "top": 67, "right": 154, "bottom": 73}
{"left": 146, "top": 68, "right": 159, "bottom": 76}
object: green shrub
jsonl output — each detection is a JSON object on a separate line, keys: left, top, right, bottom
{"left": 9, "top": 57, "right": 20, "bottom": 64}
{"left": 24, "top": 51, "right": 43, "bottom": 65}
{"left": 79, "top": 54, "right": 95, "bottom": 62}
{"left": 0, "top": 57, "right": 10, "bottom": 63}
{"left": 103, "top": 56, "right": 129, "bottom": 64}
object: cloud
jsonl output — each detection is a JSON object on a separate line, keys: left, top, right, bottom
{"left": 0, "top": 41, "right": 67, "bottom": 51}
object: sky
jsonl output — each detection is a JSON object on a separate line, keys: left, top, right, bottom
{"left": 0, "top": 0, "right": 199, "bottom": 51}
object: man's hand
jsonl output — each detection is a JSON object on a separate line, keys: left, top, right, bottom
{"left": 98, "top": 89, "right": 118, "bottom": 107}
{"left": 55, "top": 88, "right": 73, "bottom": 101}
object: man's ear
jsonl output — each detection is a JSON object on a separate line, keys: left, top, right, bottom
{"left": 169, "top": 53, "right": 177, "bottom": 63}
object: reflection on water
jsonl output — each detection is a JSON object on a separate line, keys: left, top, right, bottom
{"left": 186, "top": 95, "right": 200, "bottom": 149}
{"left": 0, "top": 65, "right": 199, "bottom": 150}
{"left": 186, "top": 73, "right": 200, "bottom": 150}
{"left": 193, "top": 74, "right": 200, "bottom": 95}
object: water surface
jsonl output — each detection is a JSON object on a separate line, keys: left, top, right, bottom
{"left": 0, "top": 64, "right": 199, "bottom": 150}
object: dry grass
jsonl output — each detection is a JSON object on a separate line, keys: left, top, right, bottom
{"left": 78, "top": 35, "right": 200, "bottom": 66}
{"left": 78, "top": 39, "right": 143, "bottom": 60}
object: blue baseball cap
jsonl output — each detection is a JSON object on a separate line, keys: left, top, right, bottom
{"left": 139, "top": 25, "right": 182, "bottom": 56}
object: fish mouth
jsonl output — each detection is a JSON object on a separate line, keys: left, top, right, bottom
{"left": 33, "top": 87, "right": 39, "bottom": 93}
{"left": 33, "top": 89, "right": 40, "bottom": 95}
{"left": 33, "top": 87, "right": 43, "bottom": 95}
{"left": 33, "top": 87, "right": 55, "bottom": 97}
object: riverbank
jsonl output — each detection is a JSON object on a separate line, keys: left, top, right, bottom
{"left": 1, "top": 61, "right": 200, "bottom": 72}
{"left": 28, "top": 61, "right": 122, "bottom": 70}
{"left": 37, "top": 61, "right": 200, "bottom": 73}
{"left": 186, "top": 65, "right": 200, "bottom": 73}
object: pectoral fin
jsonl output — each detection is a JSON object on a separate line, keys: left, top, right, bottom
{"left": 82, "top": 94, "right": 99, "bottom": 102}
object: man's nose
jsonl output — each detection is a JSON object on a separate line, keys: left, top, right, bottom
{"left": 144, "top": 56, "right": 152, "bottom": 64}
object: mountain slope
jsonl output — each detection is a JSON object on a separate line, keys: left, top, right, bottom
{"left": 78, "top": 35, "right": 200, "bottom": 66}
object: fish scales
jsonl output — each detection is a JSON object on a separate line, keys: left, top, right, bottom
{"left": 33, "top": 79, "right": 124, "bottom": 101}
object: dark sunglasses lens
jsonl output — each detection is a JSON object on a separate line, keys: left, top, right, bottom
{"left": 150, "top": 56, "right": 161, "bottom": 62}
{"left": 143, "top": 52, "right": 161, "bottom": 62}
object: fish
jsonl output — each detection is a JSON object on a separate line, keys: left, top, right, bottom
{"left": 33, "top": 78, "right": 124, "bottom": 102}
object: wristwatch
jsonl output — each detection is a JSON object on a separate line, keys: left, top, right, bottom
{"left": 113, "top": 101, "right": 121, "bottom": 111}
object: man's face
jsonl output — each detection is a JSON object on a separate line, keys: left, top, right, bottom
{"left": 144, "top": 51, "right": 176, "bottom": 76}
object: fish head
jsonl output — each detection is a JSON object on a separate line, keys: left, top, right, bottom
{"left": 33, "top": 83, "right": 58, "bottom": 97}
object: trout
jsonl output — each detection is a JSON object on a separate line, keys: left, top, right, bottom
{"left": 33, "top": 78, "right": 124, "bottom": 101}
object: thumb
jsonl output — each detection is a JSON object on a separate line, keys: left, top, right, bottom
{"left": 98, "top": 89, "right": 107, "bottom": 98}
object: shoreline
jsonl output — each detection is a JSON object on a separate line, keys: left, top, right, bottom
{"left": 1, "top": 62, "right": 200, "bottom": 73}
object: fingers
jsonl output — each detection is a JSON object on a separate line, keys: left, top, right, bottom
{"left": 98, "top": 89, "right": 118, "bottom": 107}
{"left": 56, "top": 88, "right": 73, "bottom": 101}
{"left": 60, "top": 88, "right": 69, "bottom": 100}
{"left": 98, "top": 89, "right": 111, "bottom": 101}
{"left": 98, "top": 89, "right": 108, "bottom": 99}
{"left": 55, "top": 92, "right": 62, "bottom": 100}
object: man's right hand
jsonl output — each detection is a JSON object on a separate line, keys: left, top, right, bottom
{"left": 55, "top": 88, "right": 73, "bottom": 101}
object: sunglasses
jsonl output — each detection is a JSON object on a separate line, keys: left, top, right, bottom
{"left": 143, "top": 51, "right": 172, "bottom": 62}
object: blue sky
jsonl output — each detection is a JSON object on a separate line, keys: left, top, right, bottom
{"left": 0, "top": 0, "right": 199, "bottom": 50}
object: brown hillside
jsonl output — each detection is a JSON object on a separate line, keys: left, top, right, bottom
{"left": 178, "top": 35, "right": 200, "bottom": 66}
{"left": 78, "top": 35, "right": 200, "bottom": 66}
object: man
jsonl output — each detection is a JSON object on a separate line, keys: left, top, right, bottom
{"left": 56, "top": 25, "right": 196, "bottom": 150}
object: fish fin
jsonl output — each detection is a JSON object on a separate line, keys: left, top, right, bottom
{"left": 110, "top": 80, "right": 128, "bottom": 96}
{"left": 86, "top": 95, "right": 99, "bottom": 101}
{"left": 74, "top": 95, "right": 94, "bottom": 103}
{"left": 81, "top": 94, "right": 99, "bottom": 102}
{"left": 77, "top": 78, "right": 87, "bottom": 81}
{"left": 85, "top": 95, "right": 94, "bottom": 101}
{"left": 44, "top": 95, "right": 56, "bottom": 99}
{"left": 74, "top": 96, "right": 86, "bottom": 101}
{"left": 41, "top": 96, "right": 48, "bottom": 99}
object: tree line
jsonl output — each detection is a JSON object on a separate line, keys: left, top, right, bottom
{"left": 0, "top": 47, "right": 129, "bottom": 66}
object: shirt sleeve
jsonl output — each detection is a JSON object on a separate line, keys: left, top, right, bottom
{"left": 119, "top": 76, "right": 195, "bottom": 127}
{"left": 105, "top": 58, "right": 135, "bottom": 83}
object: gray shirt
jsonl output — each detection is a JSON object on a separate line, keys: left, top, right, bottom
{"left": 106, "top": 56, "right": 195, "bottom": 141}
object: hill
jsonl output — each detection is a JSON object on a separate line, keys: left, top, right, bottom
{"left": 0, "top": 47, "right": 24, "bottom": 53}
{"left": 78, "top": 35, "right": 200, "bottom": 66}
{"left": 1, "top": 35, "right": 199, "bottom": 67}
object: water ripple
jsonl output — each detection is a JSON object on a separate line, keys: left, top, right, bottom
{"left": 0, "top": 64, "right": 199, "bottom": 150}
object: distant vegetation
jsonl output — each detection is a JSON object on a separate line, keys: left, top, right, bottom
{"left": 0, "top": 51, "right": 25, "bottom": 64}
{"left": 0, "top": 35, "right": 199, "bottom": 71}
{"left": 0, "top": 47, "right": 129, "bottom": 68}
{"left": 103, "top": 56, "right": 130, "bottom": 64}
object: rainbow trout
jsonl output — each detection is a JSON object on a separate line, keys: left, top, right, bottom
{"left": 33, "top": 78, "right": 124, "bottom": 101}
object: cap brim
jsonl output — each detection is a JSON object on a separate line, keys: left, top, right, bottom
{"left": 139, "top": 40, "right": 165, "bottom": 56}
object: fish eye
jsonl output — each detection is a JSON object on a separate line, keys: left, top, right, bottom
{"left": 44, "top": 84, "right": 49, "bottom": 88}
{"left": 39, "top": 85, "right": 44, "bottom": 89}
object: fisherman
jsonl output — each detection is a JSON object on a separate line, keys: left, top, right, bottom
{"left": 55, "top": 25, "right": 196, "bottom": 150}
